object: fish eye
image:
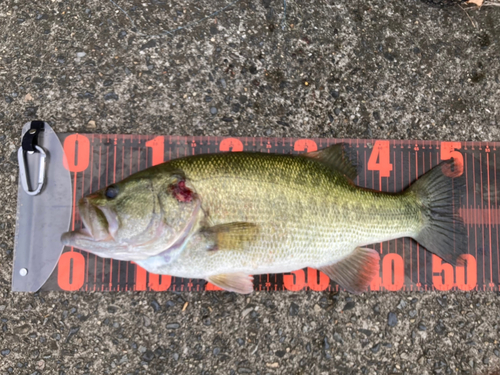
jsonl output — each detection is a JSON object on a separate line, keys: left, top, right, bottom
{"left": 105, "top": 185, "right": 119, "bottom": 199}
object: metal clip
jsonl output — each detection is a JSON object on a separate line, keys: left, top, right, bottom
{"left": 18, "top": 122, "right": 47, "bottom": 196}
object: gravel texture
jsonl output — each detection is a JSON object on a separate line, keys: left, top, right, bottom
{"left": 1, "top": 0, "right": 500, "bottom": 374}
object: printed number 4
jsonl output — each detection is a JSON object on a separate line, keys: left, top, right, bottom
{"left": 368, "top": 140, "right": 393, "bottom": 178}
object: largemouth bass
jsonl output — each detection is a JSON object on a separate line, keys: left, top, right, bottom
{"left": 61, "top": 144, "right": 466, "bottom": 293}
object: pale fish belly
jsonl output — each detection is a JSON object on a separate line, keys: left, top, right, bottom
{"left": 138, "top": 183, "right": 421, "bottom": 279}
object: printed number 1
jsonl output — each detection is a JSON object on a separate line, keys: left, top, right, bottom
{"left": 145, "top": 136, "right": 165, "bottom": 166}
{"left": 368, "top": 140, "right": 393, "bottom": 177}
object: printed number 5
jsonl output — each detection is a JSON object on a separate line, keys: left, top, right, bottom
{"left": 440, "top": 142, "right": 463, "bottom": 177}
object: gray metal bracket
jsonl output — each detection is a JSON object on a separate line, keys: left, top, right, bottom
{"left": 12, "top": 122, "right": 72, "bottom": 292}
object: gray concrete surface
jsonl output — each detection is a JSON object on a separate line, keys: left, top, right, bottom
{"left": 1, "top": 0, "right": 500, "bottom": 374}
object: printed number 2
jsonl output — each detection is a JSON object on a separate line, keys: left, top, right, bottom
{"left": 368, "top": 140, "right": 393, "bottom": 177}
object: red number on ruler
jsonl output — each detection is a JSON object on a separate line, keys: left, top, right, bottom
{"left": 135, "top": 264, "right": 147, "bottom": 291}
{"left": 440, "top": 142, "right": 463, "bottom": 177}
{"left": 455, "top": 254, "right": 477, "bottom": 291}
{"left": 63, "top": 134, "right": 90, "bottom": 172}
{"left": 306, "top": 268, "right": 330, "bottom": 291}
{"left": 283, "top": 269, "right": 306, "bottom": 291}
{"left": 205, "top": 282, "right": 224, "bottom": 291}
{"left": 148, "top": 274, "right": 171, "bottom": 291}
{"left": 367, "top": 141, "right": 393, "bottom": 177}
{"left": 134, "top": 264, "right": 172, "bottom": 291}
{"left": 57, "top": 252, "right": 85, "bottom": 291}
{"left": 382, "top": 253, "right": 404, "bottom": 291}
{"left": 219, "top": 138, "right": 244, "bottom": 152}
{"left": 370, "top": 266, "right": 381, "bottom": 291}
{"left": 370, "top": 253, "right": 404, "bottom": 291}
{"left": 432, "top": 255, "right": 454, "bottom": 291}
{"left": 145, "top": 136, "right": 165, "bottom": 166}
{"left": 293, "top": 139, "right": 318, "bottom": 153}
{"left": 432, "top": 255, "right": 477, "bottom": 290}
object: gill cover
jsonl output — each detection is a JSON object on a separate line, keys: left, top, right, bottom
{"left": 61, "top": 170, "right": 201, "bottom": 262}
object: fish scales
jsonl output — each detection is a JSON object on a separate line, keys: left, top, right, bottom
{"left": 150, "top": 152, "right": 422, "bottom": 278}
{"left": 62, "top": 144, "right": 466, "bottom": 294}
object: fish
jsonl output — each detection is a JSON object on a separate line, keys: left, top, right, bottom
{"left": 61, "top": 144, "right": 467, "bottom": 294}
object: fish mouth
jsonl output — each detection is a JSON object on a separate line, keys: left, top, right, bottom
{"left": 61, "top": 198, "right": 116, "bottom": 245}
{"left": 61, "top": 194, "right": 202, "bottom": 262}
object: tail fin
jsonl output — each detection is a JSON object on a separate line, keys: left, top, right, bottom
{"left": 409, "top": 159, "right": 467, "bottom": 266}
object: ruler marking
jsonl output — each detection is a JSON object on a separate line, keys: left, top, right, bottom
{"left": 495, "top": 154, "right": 499, "bottom": 286}
{"left": 60, "top": 136, "right": 500, "bottom": 292}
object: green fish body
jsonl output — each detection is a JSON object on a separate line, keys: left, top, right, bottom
{"left": 62, "top": 144, "right": 466, "bottom": 293}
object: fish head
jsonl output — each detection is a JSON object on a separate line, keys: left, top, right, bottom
{"left": 61, "top": 169, "right": 201, "bottom": 261}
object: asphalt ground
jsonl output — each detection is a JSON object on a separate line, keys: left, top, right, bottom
{"left": 1, "top": 0, "right": 500, "bottom": 374}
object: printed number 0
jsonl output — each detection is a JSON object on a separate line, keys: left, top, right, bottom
{"left": 63, "top": 134, "right": 90, "bottom": 172}
{"left": 57, "top": 252, "right": 85, "bottom": 291}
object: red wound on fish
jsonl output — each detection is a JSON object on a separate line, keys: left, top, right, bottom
{"left": 170, "top": 180, "right": 193, "bottom": 202}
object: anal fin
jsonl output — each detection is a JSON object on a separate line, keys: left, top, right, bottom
{"left": 207, "top": 273, "right": 254, "bottom": 294}
{"left": 319, "top": 247, "right": 380, "bottom": 294}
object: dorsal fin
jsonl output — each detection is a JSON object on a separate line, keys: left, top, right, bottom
{"left": 302, "top": 143, "right": 359, "bottom": 180}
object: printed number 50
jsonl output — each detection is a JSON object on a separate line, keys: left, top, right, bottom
{"left": 432, "top": 254, "right": 476, "bottom": 291}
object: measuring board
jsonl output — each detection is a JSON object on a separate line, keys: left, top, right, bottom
{"left": 35, "top": 134, "right": 499, "bottom": 292}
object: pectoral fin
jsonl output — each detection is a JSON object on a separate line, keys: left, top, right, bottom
{"left": 319, "top": 247, "right": 380, "bottom": 294}
{"left": 207, "top": 273, "right": 254, "bottom": 294}
{"left": 200, "top": 222, "right": 259, "bottom": 251}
